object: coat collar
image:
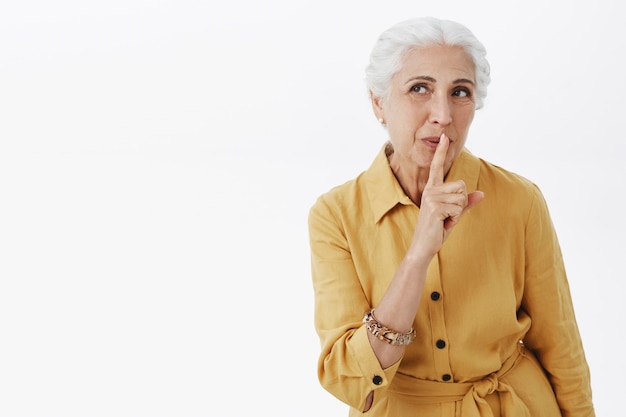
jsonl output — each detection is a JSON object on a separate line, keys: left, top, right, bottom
{"left": 364, "top": 143, "right": 481, "bottom": 224}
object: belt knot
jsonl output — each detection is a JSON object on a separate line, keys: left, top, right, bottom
{"left": 461, "top": 373, "right": 530, "bottom": 417}
{"left": 472, "top": 373, "right": 498, "bottom": 397}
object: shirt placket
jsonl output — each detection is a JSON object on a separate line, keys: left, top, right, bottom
{"left": 426, "top": 254, "right": 453, "bottom": 382}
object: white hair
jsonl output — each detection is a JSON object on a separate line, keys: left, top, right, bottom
{"left": 365, "top": 17, "right": 491, "bottom": 109}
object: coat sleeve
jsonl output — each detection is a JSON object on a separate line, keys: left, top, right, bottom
{"left": 521, "top": 185, "right": 595, "bottom": 417}
{"left": 308, "top": 195, "right": 401, "bottom": 411}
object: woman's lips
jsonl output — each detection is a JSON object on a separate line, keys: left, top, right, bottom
{"left": 421, "top": 136, "right": 442, "bottom": 150}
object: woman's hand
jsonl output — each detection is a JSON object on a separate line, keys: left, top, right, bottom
{"left": 410, "top": 134, "right": 484, "bottom": 261}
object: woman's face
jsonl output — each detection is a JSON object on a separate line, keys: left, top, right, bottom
{"left": 372, "top": 44, "right": 476, "bottom": 174}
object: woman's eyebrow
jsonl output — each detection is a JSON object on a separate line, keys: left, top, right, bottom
{"left": 404, "top": 75, "right": 436, "bottom": 86}
{"left": 454, "top": 78, "right": 475, "bottom": 86}
{"left": 404, "top": 76, "right": 475, "bottom": 86}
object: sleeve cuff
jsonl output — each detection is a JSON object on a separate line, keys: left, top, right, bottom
{"left": 350, "top": 325, "right": 403, "bottom": 390}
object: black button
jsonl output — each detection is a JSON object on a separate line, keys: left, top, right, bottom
{"left": 372, "top": 375, "right": 383, "bottom": 385}
{"left": 430, "top": 292, "right": 441, "bottom": 301}
{"left": 436, "top": 339, "right": 446, "bottom": 349}
{"left": 442, "top": 374, "right": 452, "bottom": 381}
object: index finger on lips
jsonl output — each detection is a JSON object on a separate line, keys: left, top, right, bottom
{"left": 427, "top": 133, "right": 449, "bottom": 186}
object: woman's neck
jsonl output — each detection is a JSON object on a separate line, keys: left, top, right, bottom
{"left": 386, "top": 146, "right": 429, "bottom": 207}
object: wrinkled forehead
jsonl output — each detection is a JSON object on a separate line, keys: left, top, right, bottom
{"left": 394, "top": 44, "right": 476, "bottom": 84}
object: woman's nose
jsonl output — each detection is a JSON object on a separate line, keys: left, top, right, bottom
{"left": 428, "top": 94, "right": 452, "bottom": 126}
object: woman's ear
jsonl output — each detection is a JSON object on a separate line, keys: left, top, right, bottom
{"left": 370, "top": 91, "right": 385, "bottom": 122}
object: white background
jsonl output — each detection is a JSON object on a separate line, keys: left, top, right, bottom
{"left": 0, "top": 1, "right": 623, "bottom": 416}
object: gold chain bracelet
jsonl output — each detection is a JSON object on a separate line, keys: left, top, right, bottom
{"left": 363, "top": 309, "right": 416, "bottom": 346}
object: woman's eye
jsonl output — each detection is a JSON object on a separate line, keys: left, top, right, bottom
{"left": 410, "top": 84, "right": 428, "bottom": 94}
{"left": 453, "top": 88, "right": 472, "bottom": 98}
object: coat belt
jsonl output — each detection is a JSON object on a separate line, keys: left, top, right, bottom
{"left": 388, "top": 343, "right": 531, "bottom": 417}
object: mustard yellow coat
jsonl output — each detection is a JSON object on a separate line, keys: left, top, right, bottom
{"left": 308, "top": 146, "right": 595, "bottom": 417}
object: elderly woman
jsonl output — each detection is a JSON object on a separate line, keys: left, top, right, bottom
{"left": 308, "top": 17, "right": 595, "bottom": 417}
